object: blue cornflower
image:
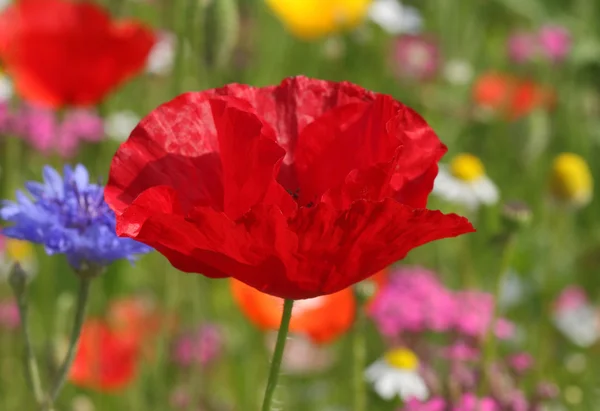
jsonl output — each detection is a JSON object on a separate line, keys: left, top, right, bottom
{"left": 0, "top": 164, "right": 152, "bottom": 271}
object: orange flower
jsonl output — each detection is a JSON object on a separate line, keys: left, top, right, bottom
{"left": 472, "top": 72, "right": 554, "bottom": 120}
{"left": 70, "top": 319, "right": 140, "bottom": 392}
{"left": 231, "top": 279, "right": 355, "bottom": 343}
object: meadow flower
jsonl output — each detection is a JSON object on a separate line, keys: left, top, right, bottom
{"left": 69, "top": 318, "right": 140, "bottom": 392}
{"left": 433, "top": 154, "right": 499, "bottom": 211}
{"left": 0, "top": 165, "right": 151, "bottom": 271}
{"left": 104, "top": 111, "right": 141, "bottom": 142}
{"left": 552, "top": 286, "right": 600, "bottom": 347}
{"left": 507, "top": 26, "right": 571, "bottom": 64}
{"left": 0, "top": 235, "right": 37, "bottom": 280}
{"left": 171, "top": 324, "right": 223, "bottom": 368}
{"left": 231, "top": 279, "right": 355, "bottom": 343}
{"left": 472, "top": 72, "right": 554, "bottom": 120}
{"left": 453, "top": 291, "right": 512, "bottom": 339}
{"left": 549, "top": 153, "right": 593, "bottom": 208}
{"left": 455, "top": 393, "right": 498, "bottom": 411}
{"left": 368, "top": 0, "right": 422, "bottom": 35}
{"left": 368, "top": 266, "right": 456, "bottom": 335}
{"left": 391, "top": 34, "right": 440, "bottom": 81}
{"left": 0, "top": 70, "right": 13, "bottom": 102}
{"left": 402, "top": 397, "right": 446, "bottom": 411}
{"left": 0, "top": 0, "right": 155, "bottom": 108}
{"left": 365, "top": 347, "right": 428, "bottom": 401}
{"left": 507, "top": 32, "right": 537, "bottom": 64}
{"left": 146, "top": 31, "right": 176, "bottom": 76}
{"left": 105, "top": 76, "right": 474, "bottom": 299}
{"left": 443, "top": 60, "right": 474, "bottom": 86}
{"left": 538, "top": 25, "right": 571, "bottom": 63}
{"left": 10, "top": 104, "right": 104, "bottom": 157}
{"left": 265, "top": 0, "right": 372, "bottom": 39}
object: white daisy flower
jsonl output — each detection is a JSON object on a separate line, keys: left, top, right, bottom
{"left": 433, "top": 153, "right": 499, "bottom": 211}
{"left": 146, "top": 31, "right": 176, "bottom": 76}
{"left": 0, "top": 72, "right": 13, "bottom": 102}
{"left": 442, "top": 59, "right": 474, "bottom": 86}
{"left": 553, "top": 302, "right": 600, "bottom": 347}
{"left": 365, "top": 348, "right": 428, "bottom": 401}
{"left": 104, "top": 111, "right": 140, "bottom": 142}
{"left": 368, "top": 0, "right": 422, "bottom": 35}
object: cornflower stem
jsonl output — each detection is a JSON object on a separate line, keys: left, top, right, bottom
{"left": 46, "top": 277, "right": 92, "bottom": 407}
{"left": 260, "top": 299, "right": 294, "bottom": 411}
{"left": 480, "top": 233, "right": 517, "bottom": 393}
{"left": 15, "top": 291, "right": 45, "bottom": 405}
{"left": 351, "top": 304, "right": 367, "bottom": 411}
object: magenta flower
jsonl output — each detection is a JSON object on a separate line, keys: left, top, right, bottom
{"left": 507, "top": 25, "right": 571, "bottom": 64}
{"left": 454, "top": 394, "right": 498, "bottom": 411}
{"left": 539, "top": 25, "right": 571, "bottom": 62}
{"left": 403, "top": 397, "right": 446, "bottom": 411}
{"left": 507, "top": 32, "right": 537, "bottom": 63}
{"left": 507, "top": 352, "right": 533, "bottom": 374}
{"left": 391, "top": 34, "right": 440, "bottom": 81}
{"left": 7, "top": 104, "right": 103, "bottom": 158}
{"left": 171, "top": 324, "right": 223, "bottom": 368}
{"left": 369, "top": 266, "right": 456, "bottom": 336}
{"left": 441, "top": 342, "right": 480, "bottom": 362}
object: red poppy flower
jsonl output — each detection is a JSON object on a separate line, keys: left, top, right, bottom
{"left": 231, "top": 279, "right": 355, "bottom": 343}
{"left": 105, "top": 76, "right": 474, "bottom": 299}
{"left": 70, "top": 319, "right": 140, "bottom": 392}
{"left": 0, "top": 0, "right": 155, "bottom": 108}
{"left": 106, "top": 296, "right": 176, "bottom": 358}
{"left": 473, "top": 72, "right": 554, "bottom": 120}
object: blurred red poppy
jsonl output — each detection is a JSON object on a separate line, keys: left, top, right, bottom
{"left": 231, "top": 279, "right": 355, "bottom": 343}
{"left": 0, "top": 0, "right": 155, "bottom": 108}
{"left": 107, "top": 296, "right": 177, "bottom": 358}
{"left": 70, "top": 319, "right": 139, "bottom": 392}
{"left": 473, "top": 72, "right": 554, "bottom": 120}
{"left": 105, "top": 76, "right": 474, "bottom": 299}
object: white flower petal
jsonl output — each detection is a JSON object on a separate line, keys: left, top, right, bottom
{"left": 105, "top": 111, "right": 141, "bottom": 142}
{"left": 368, "top": 0, "right": 422, "bottom": 35}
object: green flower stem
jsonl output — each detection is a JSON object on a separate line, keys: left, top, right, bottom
{"left": 260, "top": 299, "right": 294, "bottom": 411}
{"left": 46, "top": 277, "right": 92, "bottom": 406}
{"left": 480, "top": 233, "right": 517, "bottom": 392}
{"left": 15, "top": 292, "right": 45, "bottom": 405}
{"left": 352, "top": 305, "right": 367, "bottom": 411}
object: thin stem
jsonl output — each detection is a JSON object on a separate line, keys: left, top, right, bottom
{"left": 260, "top": 299, "right": 294, "bottom": 411}
{"left": 352, "top": 305, "right": 367, "bottom": 411}
{"left": 15, "top": 294, "right": 45, "bottom": 405}
{"left": 47, "top": 277, "right": 92, "bottom": 406}
{"left": 480, "top": 233, "right": 517, "bottom": 393}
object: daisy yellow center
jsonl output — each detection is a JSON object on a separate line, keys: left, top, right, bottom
{"left": 5, "top": 239, "right": 34, "bottom": 261}
{"left": 550, "top": 153, "right": 593, "bottom": 205}
{"left": 384, "top": 348, "right": 419, "bottom": 370}
{"left": 450, "top": 154, "right": 485, "bottom": 181}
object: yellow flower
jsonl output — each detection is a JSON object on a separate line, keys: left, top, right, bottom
{"left": 384, "top": 348, "right": 419, "bottom": 370}
{"left": 550, "top": 153, "right": 593, "bottom": 208}
{"left": 265, "top": 0, "right": 372, "bottom": 39}
{"left": 450, "top": 153, "right": 485, "bottom": 182}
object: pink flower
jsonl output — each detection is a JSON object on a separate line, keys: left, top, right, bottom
{"left": 6, "top": 104, "right": 104, "bottom": 157}
{"left": 554, "top": 286, "right": 588, "bottom": 311}
{"left": 403, "top": 397, "right": 446, "bottom": 411}
{"left": 454, "top": 393, "right": 498, "bottom": 411}
{"left": 454, "top": 291, "right": 513, "bottom": 339}
{"left": 507, "top": 352, "right": 533, "bottom": 374}
{"left": 171, "top": 324, "right": 222, "bottom": 368}
{"left": 392, "top": 34, "right": 440, "bottom": 81}
{"left": 539, "top": 25, "right": 571, "bottom": 62}
{"left": 506, "top": 25, "right": 571, "bottom": 64}
{"left": 507, "top": 32, "right": 537, "bottom": 63}
{"left": 442, "top": 342, "right": 480, "bottom": 362}
{"left": 0, "top": 299, "right": 19, "bottom": 330}
{"left": 369, "top": 266, "right": 456, "bottom": 335}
